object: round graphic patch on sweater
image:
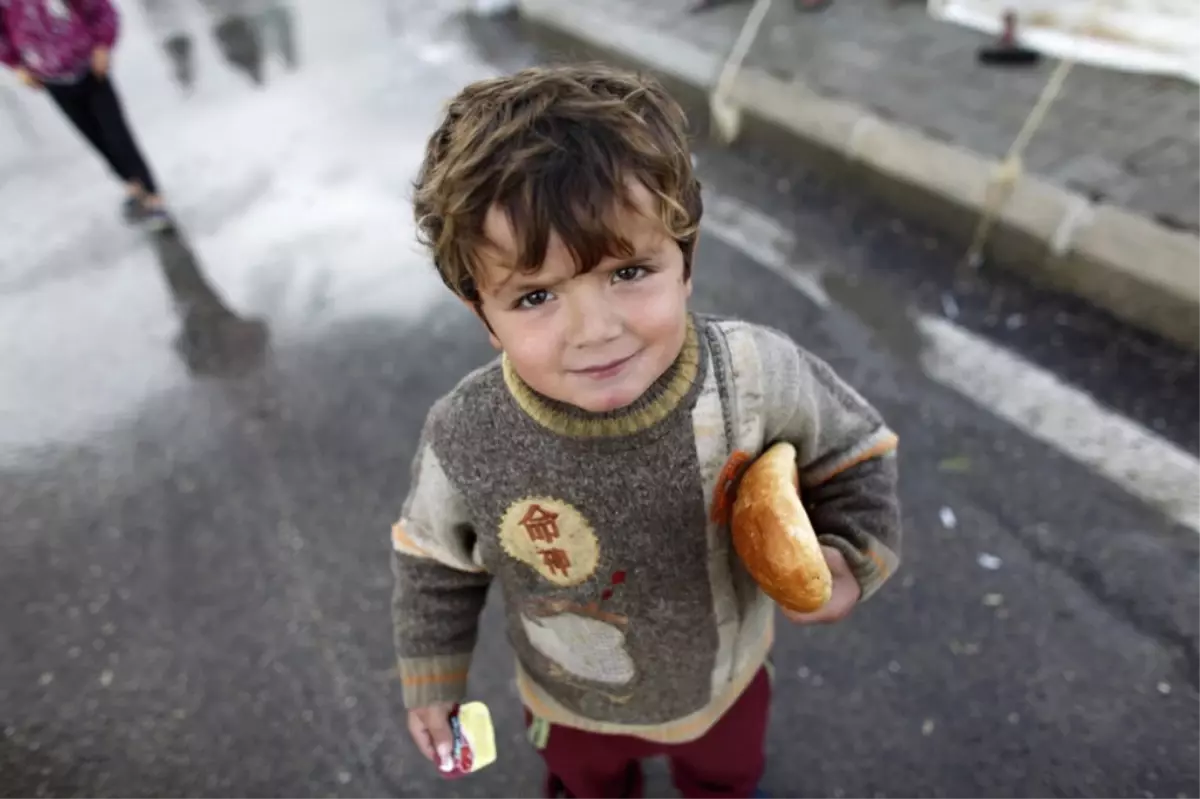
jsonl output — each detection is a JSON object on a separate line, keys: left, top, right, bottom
{"left": 499, "top": 497, "right": 599, "bottom": 587}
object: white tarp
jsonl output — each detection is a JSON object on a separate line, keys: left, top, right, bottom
{"left": 927, "top": 0, "right": 1200, "bottom": 84}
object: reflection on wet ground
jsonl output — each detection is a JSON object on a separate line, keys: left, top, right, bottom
{"left": 149, "top": 226, "right": 270, "bottom": 377}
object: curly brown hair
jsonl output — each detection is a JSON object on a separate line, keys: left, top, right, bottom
{"left": 413, "top": 63, "right": 703, "bottom": 303}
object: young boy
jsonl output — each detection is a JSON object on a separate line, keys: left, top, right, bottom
{"left": 392, "top": 63, "right": 902, "bottom": 799}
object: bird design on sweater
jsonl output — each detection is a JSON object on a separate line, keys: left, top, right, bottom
{"left": 519, "top": 572, "right": 635, "bottom": 697}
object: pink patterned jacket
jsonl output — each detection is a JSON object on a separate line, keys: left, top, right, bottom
{"left": 0, "top": 0, "right": 118, "bottom": 81}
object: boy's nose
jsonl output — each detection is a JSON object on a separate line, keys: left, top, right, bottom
{"left": 565, "top": 292, "right": 623, "bottom": 347}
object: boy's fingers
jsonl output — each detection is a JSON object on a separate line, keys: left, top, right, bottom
{"left": 782, "top": 571, "right": 860, "bottom": 624}
{"left": 778, "top": 546, "right": 860, "bottom": 623}
{"left": 783, "top": 604, "right": 833, "bottom": 624}
{"left": 424, "top": 711, "right": 456, "bottom": 772}
{"left": 820, "top": 545, "right": 850, "bottom": 575}
{"left": 826, "top": 577, "right": 860, "bottom": 615}
{"left": 406, "top": 713, "right": 436, "bottom": 762}
{"left": 407, "top": 703, "right": 458, "bottom": 771}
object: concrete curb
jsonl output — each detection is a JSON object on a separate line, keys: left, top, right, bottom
{"left": 516, "top": 0, "right": 1200, "bottom": 349}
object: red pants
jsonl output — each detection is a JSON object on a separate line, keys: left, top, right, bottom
{"left": 525, "top": 668, "right": 771, "bottom": 799}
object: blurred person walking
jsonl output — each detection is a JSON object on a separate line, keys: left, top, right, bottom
{"left": 139, "top": 0, "right": 297, "bottom": 94}
{"left": 0, "top": 0, "right": 170, "bottom": 229}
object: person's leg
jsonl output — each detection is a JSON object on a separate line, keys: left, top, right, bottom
{"left": 45, "top": 78, "right": 126, "bottom": 177}
{"left": 524, "top": 710, "right": 649, "bottom": 799}
{"left": 667, "top": 668, "right": 772, "bottom": 798}
{"left": 86, "top": 74, "right": 161, "bottom": 200}
{"left": 164, "top": 33, "right": 195, "bottom": 91}
{"left": 213, "top": 15, "right": 264, "bottom": 85}
{"left": 261, "top": 5, "right": 297, "bottom": 69}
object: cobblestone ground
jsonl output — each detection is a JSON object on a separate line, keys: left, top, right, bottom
{"left": 566, "top": 0, "right": 1200, "bottom": 233}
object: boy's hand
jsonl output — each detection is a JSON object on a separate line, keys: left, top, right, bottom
{"left": 782, "top": 545, "right": 861, "bottom": 624}
{"left": 90, "top": 47, "right": 111, "bottom": 77}
{"left": 15, "top": 67, "right": 40, "bottom": 90}
{"left": 407, "top": 702, "right": 457, "bottom": 772}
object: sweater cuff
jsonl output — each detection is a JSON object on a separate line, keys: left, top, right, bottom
{"left": 399, "top": 653, "right": 472, "bottom": 708}
{"left": 818, "top": 533, "right": 900, "bottom": 603}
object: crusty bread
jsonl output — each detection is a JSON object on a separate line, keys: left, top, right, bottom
{"left": 731, "top": 442, "right": 832, "bottom": 613}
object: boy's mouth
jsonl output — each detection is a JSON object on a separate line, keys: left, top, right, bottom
{"left": 570, "top": 352, "right": 639, "bottom": 379}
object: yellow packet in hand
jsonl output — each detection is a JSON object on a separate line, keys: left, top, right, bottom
{"left": 441, "top": 701, "right": 496, "bottom": 778}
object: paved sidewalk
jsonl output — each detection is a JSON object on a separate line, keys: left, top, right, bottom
{"left": 562, "top": 0, "right": 1199, "bottom": 233}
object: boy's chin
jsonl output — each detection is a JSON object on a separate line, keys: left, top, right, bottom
{"left": 573, "top": 393, "right": 637, "bottom": 414}
{"left": 570, "top": 380, "right": 654, "bottom": 413}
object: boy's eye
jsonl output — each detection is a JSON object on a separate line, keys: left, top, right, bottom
{"left": 516, "top": 289, "right": 552, "bottom": 309}
{"left": 613, "top": 264, "right": 649, "bottom": 283}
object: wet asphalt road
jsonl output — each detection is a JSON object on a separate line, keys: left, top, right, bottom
{"left": 1, "top": 3, "right": 1198, "bottom": 797}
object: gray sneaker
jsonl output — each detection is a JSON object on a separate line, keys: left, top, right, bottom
{"left": 141, "top": 205, "right": 173, "bottom": 232}
{"left": 122, "top": 196, "right": 148, "bottom": 224}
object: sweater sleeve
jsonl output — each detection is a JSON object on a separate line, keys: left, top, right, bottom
{"left": 77, "top": 0, "right": 118, "bottom": 49}
{"left": 391, "top": 401, "right": 491, "bottom": 708}
{"left": 752, "top": 325, "right": 902, "bottom": 601}
{"left": 0, "top": 4, "right": 19, "bottom": 68}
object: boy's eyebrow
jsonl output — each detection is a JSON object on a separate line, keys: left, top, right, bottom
{"left": 498, "top": 251, "right": 655, "bottom": 295}
{"left": 484, "top": 222, "right": 668, "bottom": 296}
{"left": 503, "top": 276, "right": 559, "bottom": 295}
{"left": 490, "top": 269, "right": 565, "bottom": 297}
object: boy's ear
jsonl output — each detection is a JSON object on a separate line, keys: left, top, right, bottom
{"left": 460, "top": 297, "right": 503, "bottom": 350}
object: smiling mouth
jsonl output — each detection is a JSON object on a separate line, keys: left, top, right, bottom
{"left": 571, "top": 353, "right": 638, "bottom": 377}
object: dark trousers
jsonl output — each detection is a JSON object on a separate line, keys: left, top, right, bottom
{"left": 526, "top": 667, "right": 771, "bottom": 799}
{"left": 46, "top": 73, "right": 158, "bottom": 194}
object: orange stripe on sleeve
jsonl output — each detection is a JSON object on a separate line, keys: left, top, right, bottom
{"left": 391, "top": 522, "right": 431, "bottom": 557}
{"left": 401, "top": 669, "right": 469, "bottom": 687}
{"left": 810, "top": 433, "right": 898, "bottom": 486}
{"left": 867, "top": 547, "right": 890, "bottom": 579}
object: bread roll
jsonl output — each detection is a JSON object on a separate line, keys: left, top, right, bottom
{"left": 731, "top": 442, "right": 832, "bottom": 613}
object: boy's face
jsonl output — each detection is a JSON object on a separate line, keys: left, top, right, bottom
{"left": 473, "top": 183, "right": 693, "bottom": 414}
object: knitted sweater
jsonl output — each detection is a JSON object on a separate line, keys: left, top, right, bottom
{"left": 391, "top": 315, "right": 901, "bottom": 743}
{"left": 0, "top": 0, "right": 117, "bottom": 81}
